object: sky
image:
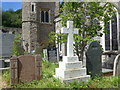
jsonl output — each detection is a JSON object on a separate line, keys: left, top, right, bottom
{"left": 1, "top": 0, "right": 63, "bottom": 11}
{"left": 2, "top": 2, "right": 22, "bottom": 11}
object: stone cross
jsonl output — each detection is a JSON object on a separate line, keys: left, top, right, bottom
{"left": 61, "top": 21, "right": 78, "bottom": 56}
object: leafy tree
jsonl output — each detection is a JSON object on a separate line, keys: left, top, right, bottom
{"left": 50, "top": 1, "right": 117, "bottom": 61}
{"left": 2, "top": 9, "right": 22, "bottom": 28}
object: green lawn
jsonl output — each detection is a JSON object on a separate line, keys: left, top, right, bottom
{"left": 2, "top": 60, "right": 120, "bottom": 88}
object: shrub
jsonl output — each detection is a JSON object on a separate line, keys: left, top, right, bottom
{"left": 12, "top": 33, "right": 24, "bottom": 56}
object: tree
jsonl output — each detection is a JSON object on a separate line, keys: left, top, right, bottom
{"left": 2, "top": 9, "right": 22, "bottom": 28}
{"left": 50, "top": 1, "right": 117, "bottom": 61}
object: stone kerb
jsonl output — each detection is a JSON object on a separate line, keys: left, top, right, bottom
{"left": 10, "top": 54, "right": 42, "bottom": 85}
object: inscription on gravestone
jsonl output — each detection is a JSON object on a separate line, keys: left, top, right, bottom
{"left": 47, "top": 48, "right": 57, "bottom": 62}
{"left": 86, "top": 41, "right": 103, "bottom": 78}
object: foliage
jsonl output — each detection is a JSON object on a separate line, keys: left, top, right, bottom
{"left": 2, "top": 70, "right": 10, "bottom": 84}
{"left": 2, "top": 9, "right": 22, "bottom": 28}
{"left": 87, "top": 76, "right": 119, "bottom": 88}
{"left": 2, "top": 61, "right": 119, "bottom": 88}
{"left": 12, "top": 33, "right": 24, "bottom": 56}
{"left": 49, "top": 2, "right": 117, "bottom": 61}
{"left": 49, "top": 32, "right": 67, "bottom": 45}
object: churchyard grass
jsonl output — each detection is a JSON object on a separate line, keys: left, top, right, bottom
{"left": 2, "top": 60, "right": 119, "bottom": 88}
{"left": 2, "top": 70, "right": 10, "bottom": 84}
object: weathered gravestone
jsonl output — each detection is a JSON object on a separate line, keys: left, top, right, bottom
{"left": 0, "top": 59, "right": 4, "bottom": 68}
{"left": 43, "top": 48, "right": 57, "bottom": 62}
{"left": 10, "top": 55, "right": 42, "bottom": 85}
{"left": 113, "top": 54, "right": 120, "bottom": 76}
{"left": 86, "top": 41, "right": 103, "bottom": 78}
{"left": 0, "top": 31, "right": 14, "bottom": 58}
{"left": 47, "top": 48, "right": 57, "bottom": 62}
{"left": 43, "top": 49, "right": 48, "bottom": 60}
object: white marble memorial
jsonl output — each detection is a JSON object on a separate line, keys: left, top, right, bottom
{"left": 54, "top": 21, "right": 90, "bottom": 82}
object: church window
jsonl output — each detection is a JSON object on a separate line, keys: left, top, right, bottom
{"left": 41, "top": 11, "right": 44, "bottom": 22}
{"left": 40, "top": 8, "right": 50, "bottom": 23}
{"left": 105, "top": 10, "right": 118, "bottom": 51}
{"left": 111, "top": 15, "right": 118, "bottom": 50}
{"left": 105, "top": 21, "right": 110, "bottom": 50}
{"left": 31, "top": 3, "right": 36, "bottom": 13}
{"left": 45, "top": 11, "right": 49, "bottom": 23}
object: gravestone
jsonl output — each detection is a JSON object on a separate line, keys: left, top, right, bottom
{"left": 10, "top": 55, "right": 42, "bottom": 85}
{"left": 47, "top": 48, "right": 57, "bottom": 62}
{"left": 54, "top": 21, "right": 90, "bottom": 82}
{"left": 43, "top": 48, "right": 57, "bottom": 62}
{"left": 0, "top": 59, "right": 4, "bottom": 68}
{"left": 113, "top": 54, "right": 120, "bottom": 76}
{"left": 0, "top": 32, "right": 14, "bottom": 58}
{"left": 86, "top": 41, "right": 103, "bottom": 78}
{"left": 43, "top": 49, "right": 48, "bottom": 60}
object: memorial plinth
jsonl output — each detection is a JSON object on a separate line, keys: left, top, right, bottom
{"left": 54, "top": 21, "right": 90, "bottom": 82}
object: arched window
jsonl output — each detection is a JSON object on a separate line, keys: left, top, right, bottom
{"left": 105, "top": 21, "right": 110, "bottom": 50}
{"left": 112, "top": 14, "right": 118, "bottom": 50}
{"left": 40, "top": 9, "right": 50, "bottom": 23}
{"left": 45, "top": 11, "right": 49, "bottom": 23}
{"left": 105, "top": 8, "right": 118, "bottom": 51}
{"left": 41, "top": 11, "right": 44, "bottom": 22}
{"left": 32, "top": 5, "right": 34, "bottom": 12}
{"left": 31, "top": 3, "right": 36, "bottom": 13}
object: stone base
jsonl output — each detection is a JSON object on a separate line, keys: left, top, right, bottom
{"left": 54, "top": 56, "right": 90, "bottom": 82}
{"left": 54, "top": 75, "right": 90, "bottom": 83}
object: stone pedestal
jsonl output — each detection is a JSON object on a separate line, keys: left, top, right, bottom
{"left": 55, "top": 56, "right": 90, "bottom": 82}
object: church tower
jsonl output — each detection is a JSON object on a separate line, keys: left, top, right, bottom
{"left": 22, "top": 1, "right": 59, "bottom": 53}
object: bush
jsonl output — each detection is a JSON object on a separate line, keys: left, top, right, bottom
{"left": 12, "top": 33, "right": 24, "bottom": 56}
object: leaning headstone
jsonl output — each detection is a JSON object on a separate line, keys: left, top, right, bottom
{"left": 113, "top": 54, "right": 120, "bottom": 76}
{"left": 54, "top": 21, "right": 90, "bottom": 82}
{"left": 10, "top": 55, "right": 42, "bottom": 85}
{"left": 86, "top": 41, "right": 103, "bottom": 78}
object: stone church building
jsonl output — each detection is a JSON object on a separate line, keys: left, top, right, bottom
{"left": 22, "top": 1, "right": 59, "bottom": 52}
{"left": 22, "top": 1, "right": 120, "bottom": 63}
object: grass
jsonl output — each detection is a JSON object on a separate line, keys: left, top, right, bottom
{"left": 2, "top": 60, "right": 120, "bottom": 88}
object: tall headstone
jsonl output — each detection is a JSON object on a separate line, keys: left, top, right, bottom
{"left": 10, "top": 55, "right": 42, "bottom": 85}
{"left": 113, "top": 54, "right": 120, "bottom": 76}
{"left": 86, "top": 41, "right": 103, "bottom": 78}
{"left": 0, "top": 32, "right": 14, "bottom": 58}
{"left": 54, "top": 21, "right": 90, "bottom": 82}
